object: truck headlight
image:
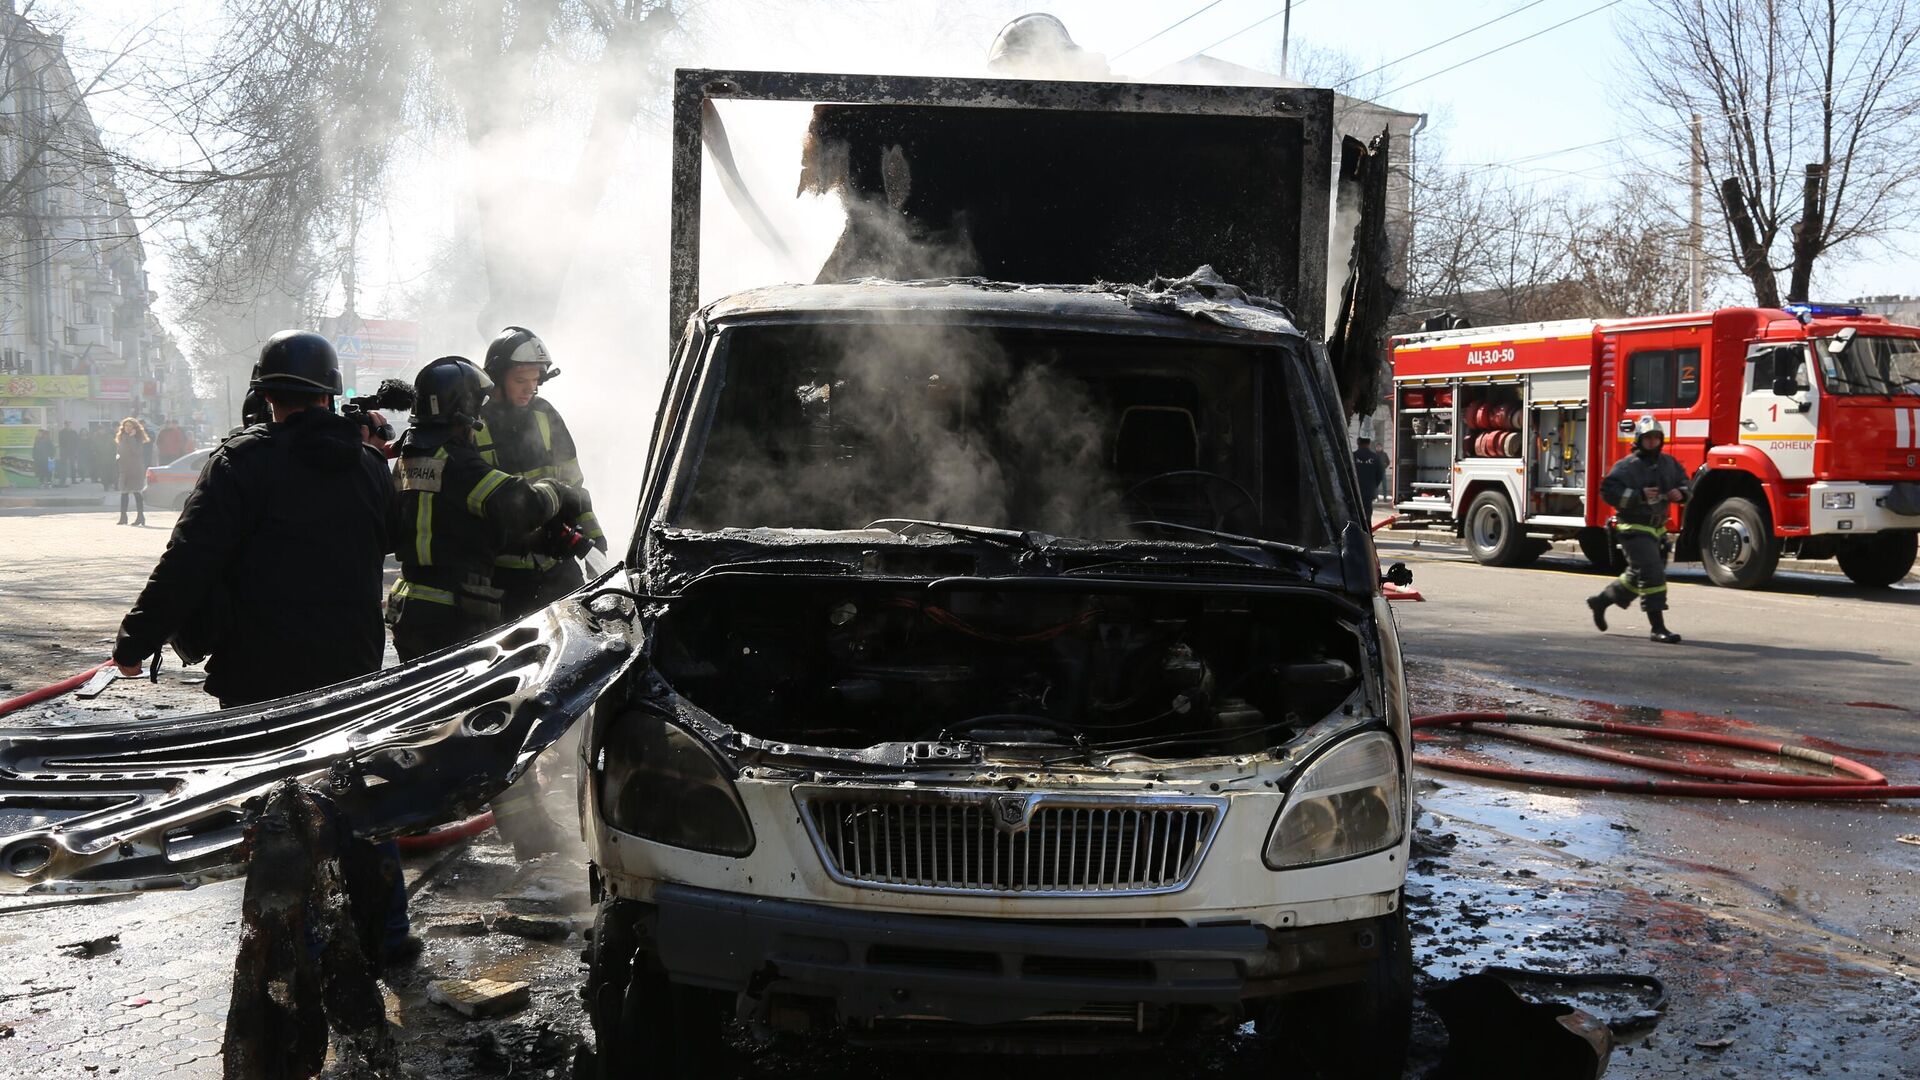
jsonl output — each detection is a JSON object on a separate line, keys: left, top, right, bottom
{"left": 597, "top": 715, "right": 755, "bottom": 856}
{"left": 1821, "top": 490, "right": 1855, "bottom": 510}
{"left": 1264, "top": 731, "right": 1403, "bottom": 869}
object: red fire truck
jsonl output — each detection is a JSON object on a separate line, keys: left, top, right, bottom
{"left": 1387, "top": 304, "right": 1920, "bottom": 589}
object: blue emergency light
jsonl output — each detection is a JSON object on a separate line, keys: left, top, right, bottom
{"left": 1784, "top": 302, "right": 1865, "bottom": 323}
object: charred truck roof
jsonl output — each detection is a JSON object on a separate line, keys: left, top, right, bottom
{"left": 682, "top": 69, "right": 1346, "bottom": 339}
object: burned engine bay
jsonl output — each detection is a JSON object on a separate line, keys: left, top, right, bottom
{"left": 645, "top": 575, "right": 1369, "bottom": 764}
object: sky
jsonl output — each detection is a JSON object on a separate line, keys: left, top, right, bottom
{"left": 53, "top": 0, "right": 1920, "bottom": 324}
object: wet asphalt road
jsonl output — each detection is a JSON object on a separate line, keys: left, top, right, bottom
{"left": 1380, "top": 533, "right": 1920, "bottom": 960}
{"left": 2, "top": 513, "right": 1917, "bottom": 1077}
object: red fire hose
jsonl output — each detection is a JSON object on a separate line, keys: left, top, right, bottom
{"left": 394, "top": 812, "right": 497, "bottom": 852}
{"left": 1414, "top": 712, "right": 1920, "bottom": 800}
{"left": 0, "top": 662, "right": 111, "bottom": 719}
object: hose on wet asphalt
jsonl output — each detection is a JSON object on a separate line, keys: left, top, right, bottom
{"left": 0, "top": 662, "right": 110, "bottom": 719}
{"left": 394, "top": 811, "right": 497, "bottom": 852}
{"left": 1413, "top": 712, "right": 1920, "bottom": 800}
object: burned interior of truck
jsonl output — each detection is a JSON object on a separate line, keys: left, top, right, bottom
{"left": 675, "top": 321, "right": 1327, "bottom": 545}
{"left": 639, "top": 313, "right": 1368, "bottom": 761}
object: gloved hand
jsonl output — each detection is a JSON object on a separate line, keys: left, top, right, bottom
{"left": 531, "top": 480, "right": 591, "bottom": 524}
{"left": 539, "top": 521, "right": 594, "bottom": 560}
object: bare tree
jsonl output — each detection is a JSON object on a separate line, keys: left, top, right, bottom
{"left": 1406, "top": 168, "right": 1586, "bottom": 325}
{"left": 116, "top": 0, "right": 686, "bottom": 344}
{"left": 1406, "top": 165, "right": 1708, "bottom": 327}
{"left": 1564, "top": 177, "right": 1715, "bottom": 316}
{"left": 1626, "top": 0, "right": 1920, "bottom": 305}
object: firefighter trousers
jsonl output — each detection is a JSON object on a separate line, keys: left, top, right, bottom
{"left": 389, "top": 594, "right": 492, "bottom": 663}
{"left": 1602, "top": 527, "right": 1669, "bottom": 613}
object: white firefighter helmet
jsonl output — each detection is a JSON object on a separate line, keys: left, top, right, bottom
{"left": 1633, "top": 414, "right": 1663, "bottom": 447}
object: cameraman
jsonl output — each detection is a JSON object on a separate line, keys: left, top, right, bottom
{"left": 112, "top": 331, "right": 390, "bottom": 707}
{"left": 477, "top": 326, "right": 605, "bottom": 620}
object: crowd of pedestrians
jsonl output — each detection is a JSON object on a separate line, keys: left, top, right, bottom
{"left": 17, "top": 416, "right": 201, "bottom": 502}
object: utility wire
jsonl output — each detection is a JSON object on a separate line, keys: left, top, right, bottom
{"left": 1335, "top": 0, "right": 1556, "bottom": 89}
{"left": 1111, "top": 0, "right": 1233, "bottom": 62}
{"left": 1438, "top": 65, "right": 1890, "bottom": 173}
{"left": 1181, "top": 0, "right": 1314, "bottom": 64}
{"left": 1379, "top": 0, "right": 1627, "bottom": 98}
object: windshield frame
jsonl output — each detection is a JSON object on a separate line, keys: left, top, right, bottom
{"left": 650, "top": 313, "right": 1352, "bottom": 558}
{"left": 1815, "top": 332, "right": 1920, "bottom": 398}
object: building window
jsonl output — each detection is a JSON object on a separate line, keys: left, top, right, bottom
{"left": 1626, "top": 348, "right": 1702, "bottom": 409}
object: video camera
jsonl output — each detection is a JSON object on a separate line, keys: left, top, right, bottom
{"left": 342, "top": 378, "right": 417, "bottom": 443}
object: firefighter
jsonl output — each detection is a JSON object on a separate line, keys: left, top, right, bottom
{"left": 387, "top": 355, "right": 588, "bottom": 660}
{"left": 477, "top": 326, "right": 606, "bottom": 621}
{"left": 390, "top": 356, "right": 586, "bottom": 858}
{"left": 111, "top": 331, "right": 391, "bottom": 707}
{"left": 1587, "top": 414, "right": 1690, "bottom": 643}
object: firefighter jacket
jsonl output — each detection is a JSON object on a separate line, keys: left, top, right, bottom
{"left": 113, "top": 407, "right": 392, "bottom": 706}
{"left": 389, "top": 434, "right": 566, "bottom": 621}
{"left": 1600, "top": 449, "right": 1691, "bottom": 529}
{"left": 476, "top": 397, "right": 605, "bottom": 569}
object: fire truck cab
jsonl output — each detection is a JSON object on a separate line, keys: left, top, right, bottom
{"left": 1388, "top": 304, "right": 1920, "bottom": 589}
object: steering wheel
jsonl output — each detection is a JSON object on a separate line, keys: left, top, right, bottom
{"left": 1123, "top": 469, "right": 1260, "bottom": 532}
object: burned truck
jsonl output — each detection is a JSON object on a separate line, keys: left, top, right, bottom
{"left": 576, "top": 72, "right": 1411, "bottom": 1076}
{"left": 0, "top": 65, "right": 1408, "bottom": 1077}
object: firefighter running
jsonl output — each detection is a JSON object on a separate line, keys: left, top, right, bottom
{"left": 1588, "top": 414, "right": 1690, "bottom": 643}
{"left": 478, "top": 326, "right": 606, "bottom": 620}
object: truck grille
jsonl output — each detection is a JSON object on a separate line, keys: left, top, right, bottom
{"left": 796, "top": 788, "right": 1223, "bottom": 896}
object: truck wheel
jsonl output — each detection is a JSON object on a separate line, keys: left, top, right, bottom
{"left": 1699, "top": 497, "right": 1781, "bottom": 589}
{"left": 581, "top": 900, "right": 726, "bottom": 1078}
{"left": 1837, "top": 531, "right": 1918, "bottom": 588}
{"left": 1275, "top": 901, "right": 1413, "bottom": 1080}
{"left": 1463, "top": 491, "right": 1528, "bottom": 566}
{"left": 1577, "top": 527, "right": 1620, "bottom": 572}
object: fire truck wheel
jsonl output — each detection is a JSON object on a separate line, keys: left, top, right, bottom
{"left": 1577, "top": 527, "right": 1621, "bottom": 572}
{"left": 1464, "top": 490, "right": 1529, "bottom": 566}
{"left": 1699, "top": 496, "right": 1781, "bottom": 589}
{"left": 1836, "top": 530, "right": 1918, "bottom": 588}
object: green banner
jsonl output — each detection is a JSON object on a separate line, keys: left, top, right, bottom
{"left": 1, "top": 374, "right": 91, "bottom": 400}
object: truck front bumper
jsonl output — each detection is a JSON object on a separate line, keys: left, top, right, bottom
{"left": 641, "top": 882, "right": 1391, "bottom": 1030}
{"left": 1807, "top": 482, "right": 1920, "bottom": 535}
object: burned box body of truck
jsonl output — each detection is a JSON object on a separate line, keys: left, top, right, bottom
{"left": 580, "top": 72, "right": 1411, "bottom": 1076}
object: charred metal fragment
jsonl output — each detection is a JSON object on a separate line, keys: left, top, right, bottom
{"left": 1328, "top": 129, "right": 1400, "bottom": 418}
{"left": 0, "top": 570, "right": 640, "bottom": 895}
{"left": 221, "top": 780, "right": 396, "bottom": 1080}
{"left": 1428, "top": 971, "right": 1616, "bottom": 1080}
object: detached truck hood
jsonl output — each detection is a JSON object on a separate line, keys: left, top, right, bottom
{"left": 0, "top": 572, "right": 641, "bottom": 895}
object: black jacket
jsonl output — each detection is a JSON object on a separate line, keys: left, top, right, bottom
{"left": 114, "top": 408, "right": 392, "bottom": 706}
{"left": 1353, "top": 446, "right": 1384, "bottom": 490}
{"left": 1599, "top": 449, "right": 1690, "bottom": 527}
